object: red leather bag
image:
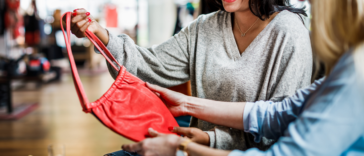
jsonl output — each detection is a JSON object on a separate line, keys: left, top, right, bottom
{"left": 60, "top": 12, "right": 179, "bottom": 142}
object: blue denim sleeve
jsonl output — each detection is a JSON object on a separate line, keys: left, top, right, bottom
{"left": 243, "top": 78, "right": 324, "bottom": 142}
{"left": 237, "top": 50, "right": 364, "bottom": 155}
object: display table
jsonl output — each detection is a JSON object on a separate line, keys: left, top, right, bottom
{"left": 0, "top": 76, "right": 40, "bottom": 120}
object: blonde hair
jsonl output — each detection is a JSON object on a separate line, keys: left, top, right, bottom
{"left": 311, "top": 0, "right": 364, "bottom": 75}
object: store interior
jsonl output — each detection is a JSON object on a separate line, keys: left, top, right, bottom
{"left": 0, "top": 0, "right": 311, "bottom": 155}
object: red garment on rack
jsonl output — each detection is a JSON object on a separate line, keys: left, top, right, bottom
{"left": 24, "top": 30, "right": 40, "bottom": 45}
{"left": 105, "top": 5, "right": 118, "bottom": 28}
{"left": 4, "top": 10, "right": 22, "bottom": 39}
{"left": 24, "top": 12, "right": 40, "bottom": 46}
{"left": 6, "top": 0, "right": 20, "bottom": 11}
{"left": 61, "top": 12, "right": 179, "bottom": 142}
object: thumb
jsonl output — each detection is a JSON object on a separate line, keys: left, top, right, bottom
{"left": 171, "top": 127, "right": 191, "bottom": 136}
{"left": 148, "top": 128, "right": 163, "bottom": 137}
{"left": 146, "top": 82, "right": 167, "bottom": 94}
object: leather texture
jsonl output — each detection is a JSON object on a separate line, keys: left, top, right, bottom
{"left": 61, "top": 12, "right": 179, "bottom": 142}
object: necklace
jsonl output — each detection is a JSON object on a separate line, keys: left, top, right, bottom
{"left": 236, "top": 17, "right": 259, "bottom": 37}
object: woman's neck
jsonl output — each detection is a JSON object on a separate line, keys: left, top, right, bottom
{"left": 233, "top": 10, "right": 261, "bottom": 29}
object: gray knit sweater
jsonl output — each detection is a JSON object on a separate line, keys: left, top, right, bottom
{"left": 99, "top": 10, "right": 312, "bottom": 150}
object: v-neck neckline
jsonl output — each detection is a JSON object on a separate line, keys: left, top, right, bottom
{"left": 224, "top": 11, "right": 286, "bottom": 60}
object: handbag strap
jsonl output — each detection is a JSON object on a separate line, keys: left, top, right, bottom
{"left": 60, "top": 12, "right": 122, "bottom": 113}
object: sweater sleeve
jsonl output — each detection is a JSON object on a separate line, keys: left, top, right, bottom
{"left": 96, "top": 26, "right": 191, "bottom": 88}
{"left": 267, "top": 30, "right": 313, "bottom": 102}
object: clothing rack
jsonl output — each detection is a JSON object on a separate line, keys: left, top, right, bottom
{"left": 0, "top": 31, "right": 39, "bottom": 120}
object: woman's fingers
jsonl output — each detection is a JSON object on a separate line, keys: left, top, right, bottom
{"left": 70, "top": 18, "right": 87, "bottom": 35}
{"left": 148, "top": 128, "right": 164, "bottom": 137}
{"left": 170, "top": 127, "right": 191, "bottom": 136}
{"left": 71, "top": 8, "right": 89, "bottom": 25}
{"left": 146, "top": 82, "right": 166, "bottom": 93}
{"left": 78, "top": 18, "right": 91, "bottom": 34}
{"left": 70, "top": 8, "right": 91, "bottom": 37}
{"left": 148, "top": 128, "right": 159, "bottom": 137}
{"left": 146, "top": 82, "right": 184, "bottom": 99}
{"left": 122, "top": 142, "right": 143, "bottom": 153}
{"left": 146, "top": 82, "right": 188, "bottom": 116}
{"left": 171, "top": 127, "right": 209, "bottom": 145}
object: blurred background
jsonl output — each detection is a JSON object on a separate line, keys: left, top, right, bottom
{"left": 0, "top": 0, "right": 310, "bottom": 155}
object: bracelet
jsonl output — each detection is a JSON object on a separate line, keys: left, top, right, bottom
{"left": 178, "top": 139, "right": 192, "bottom": 152}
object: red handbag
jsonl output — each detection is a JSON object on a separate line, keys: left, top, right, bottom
{"left": 60, "top": 12, "right": 179, "bottom": 142}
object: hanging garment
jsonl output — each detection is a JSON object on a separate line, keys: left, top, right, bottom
{"left": 24, "top": 13, "right": 40, "bottom": 46}
{"left": 4, "top": 9, "right": 22, "bottom": 39}
{"left": 105, "top": 5, "right": 118, "bottom": 28}
{"left": 60, "top": 12, "right": 179, "bottom": 142}
{"left": 5, "top": 0, "right": 20, "bottom": 11}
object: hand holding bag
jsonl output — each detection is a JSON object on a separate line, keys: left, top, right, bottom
{"left": 60, "top": 12, "right": 179, "bottom": 142}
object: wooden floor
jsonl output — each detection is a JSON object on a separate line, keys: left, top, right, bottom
{"left": 0, "top": 73, "right": 133, "bottom": 156}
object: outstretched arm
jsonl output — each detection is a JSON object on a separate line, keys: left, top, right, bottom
{"left": 147, "top": 82, "right": 246, "bottom": 129}
{"left": 147, "top": 78, "right": 323, "bottom": 135}
{"left": 69, "top": 9, "right": 192, "bottom": 88}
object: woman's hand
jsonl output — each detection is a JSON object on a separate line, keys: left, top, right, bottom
{"left": 68, "top": 8, "right": 97, "bottom": 37}
{"left": 122, "top": 128, "right": 185, "bottom": 156}
{"left": 146, "top": 83, "right": 190, "bottom": 117}
{"left": 66, "top": 8, "right": 109, "bottom": 45}
{"left": 123, "top": 128, "right": 228, "bottom": 156}
{"left": 170, "top": 127, "right": 210, "bottom": 146}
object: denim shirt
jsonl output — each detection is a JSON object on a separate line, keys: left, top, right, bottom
{"left": 229, "top": 49, "right": 364, "bottom": 156}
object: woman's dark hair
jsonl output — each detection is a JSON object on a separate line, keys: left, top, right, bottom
{"left": 213, "top": 0, "right": 307, "bottom": 20}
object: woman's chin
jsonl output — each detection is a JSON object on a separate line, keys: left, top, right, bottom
{"left": 222, "top": 0, "right": 249, "bottom": 13}
{"left": 223, "top": 6, "right": 240, "bottom": 13}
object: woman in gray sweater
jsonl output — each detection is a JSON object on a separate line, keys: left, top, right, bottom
{"left": 70, "top": 0, "right": 312, "bottom": 151}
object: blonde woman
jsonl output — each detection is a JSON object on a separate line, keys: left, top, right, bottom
{"left": 121, "top": 0, "right": 364, "bottom": 155}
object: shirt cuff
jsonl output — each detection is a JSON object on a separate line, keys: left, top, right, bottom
{"left": 243, "top": 102, "right": 254, "bottom": 131}
{"left": 205, "top": 131, "right": 216, "bottom": 148}
{"left": 228, "top": 150, "right": 245, "bottom": 156}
